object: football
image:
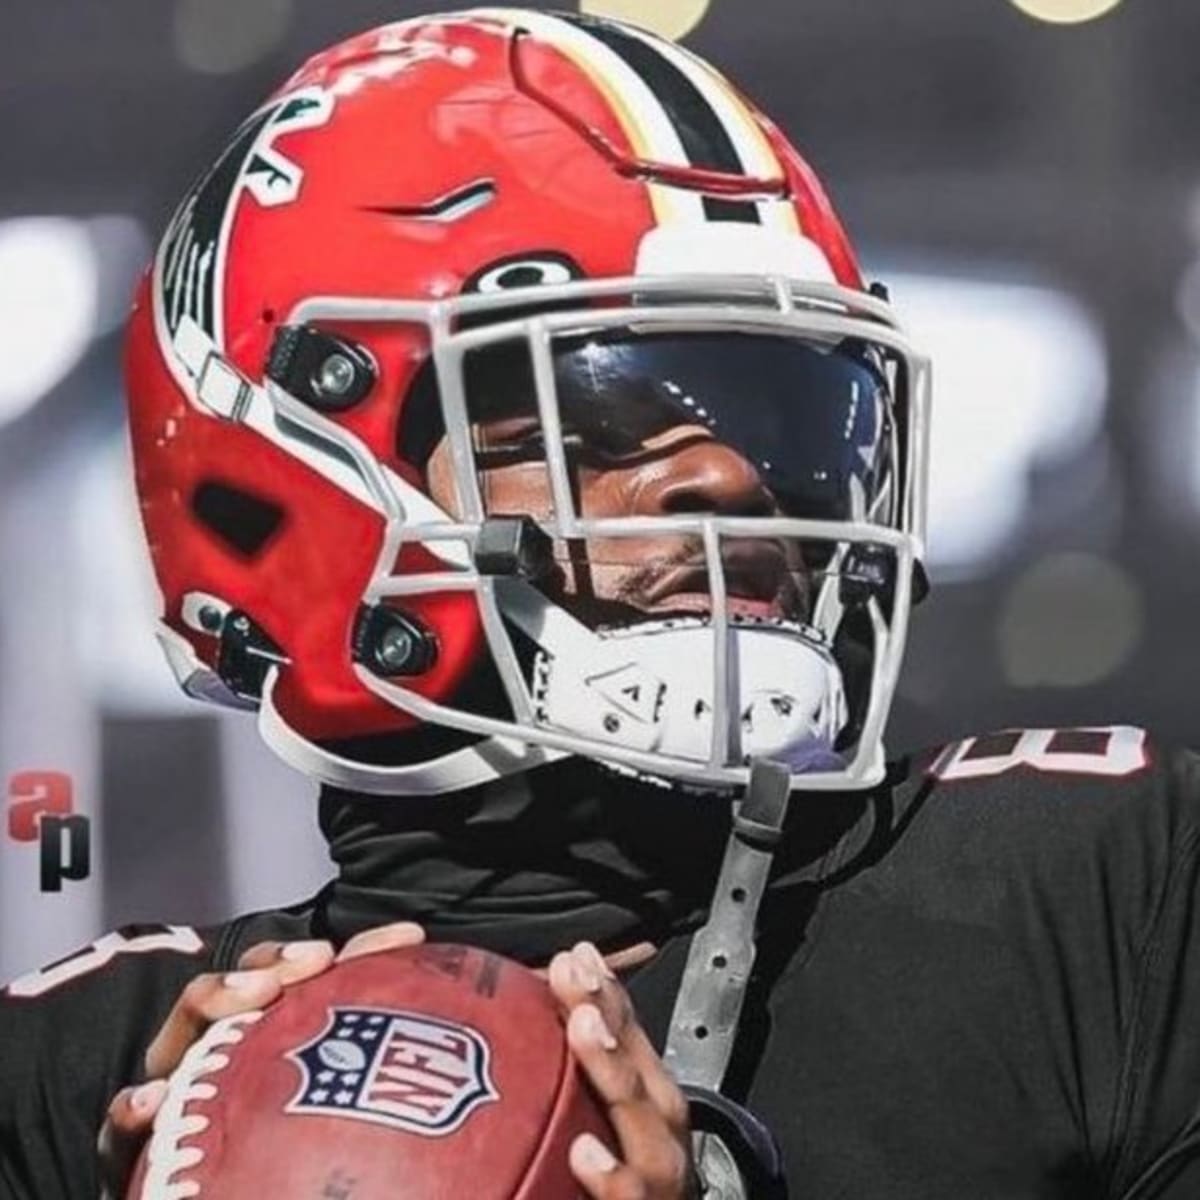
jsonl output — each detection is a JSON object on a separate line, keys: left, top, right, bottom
{"left": 127, "top": 943, "right": 614, "bottom": 1199}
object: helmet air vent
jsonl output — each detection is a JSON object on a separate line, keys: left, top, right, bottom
{"left": 192, "top": 481, "right": 285, "bottom": 558}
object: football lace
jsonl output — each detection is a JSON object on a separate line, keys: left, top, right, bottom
{"left": 137, "top": 1009, "right": 266, "bottom": 1199}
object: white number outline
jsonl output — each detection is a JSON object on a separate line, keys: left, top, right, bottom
{"left": 934, "top": 726, "right": 1149, "bottom": 782}
{"left": 4, "top": 926, "right": 205, "bottom": 999}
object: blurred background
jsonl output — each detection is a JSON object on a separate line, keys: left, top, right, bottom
{"left": 2, "top": 0, "right": 1197, "bottom": 981}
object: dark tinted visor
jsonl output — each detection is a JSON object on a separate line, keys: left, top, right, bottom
{"left": 405, "top": 330, "right": 896, "bottom": 523}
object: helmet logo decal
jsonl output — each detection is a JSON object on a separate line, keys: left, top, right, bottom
{"left": 464, "top": 252, "right": 585, "bottom": 294}
{"left": 153, "top": 87, "right": 334, "bottom": 387}
{"left": 240, "top": 92, "right": 335, "bottom": 209}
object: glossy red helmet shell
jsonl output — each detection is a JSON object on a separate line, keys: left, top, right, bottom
{"left": 125, "top": 9, "right": 895, "bottom": 788}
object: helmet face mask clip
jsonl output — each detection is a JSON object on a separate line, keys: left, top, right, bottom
{"left": 266, "top": 325, "right": 379, "bottom": 412}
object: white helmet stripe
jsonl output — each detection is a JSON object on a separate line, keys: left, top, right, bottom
{"left": 613, "top": 27, "right": 800, "bottom": 234}
{"left": 469, "top": 8, "right": 710, "bottom": 226}
{"left": 613, "top": 26, "right": 779, "bottom": 177}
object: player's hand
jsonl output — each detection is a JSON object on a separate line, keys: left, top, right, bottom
{"left": 96, "top": 921, "right": 425, "bottom": 1198}
{"left": 549, "top": 942, "right": 697, "bottom": 1200}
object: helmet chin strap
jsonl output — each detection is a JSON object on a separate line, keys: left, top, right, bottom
{"left": 664, "top": 758, "right": 791, "bottom": 1087}
{"left": 665, "top": 758, "right": 795, "bottom": 1200}
{"left": 496, "top": 587, "right": 834, "bottom": 1195}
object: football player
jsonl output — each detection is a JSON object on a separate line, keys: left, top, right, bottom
{"left": 4, "top": 9, "right": 1200, "bottom": 1199}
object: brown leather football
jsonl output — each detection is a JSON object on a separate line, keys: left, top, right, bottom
{"left": 127, "top": 943, "right": 614, "bottom": 1198}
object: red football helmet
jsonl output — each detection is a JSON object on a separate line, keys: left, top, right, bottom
{"left": 125, "top": 8, "right": 930, "bottom": 795}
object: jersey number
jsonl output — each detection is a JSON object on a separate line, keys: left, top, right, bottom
{"left": 4, "top": 925, "right": 204, "bottom": 999}
{"left": 934, "top": 726, "right": 1149, "bottom": 782}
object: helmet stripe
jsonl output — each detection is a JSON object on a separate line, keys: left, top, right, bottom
{"left": 612, "top": 27, "right": 801, "bottom": 235}
{"left": 470, "top": 7, "right": 703, "bottom": 227}
{"left": 470, "top": 8, "right": 766, "bottom": 226}
{"left": 554, "top": 12, "right": 762, "bottom": 224}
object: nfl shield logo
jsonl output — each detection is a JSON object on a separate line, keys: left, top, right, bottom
{"left": 286, "top": 1007, "right": 499, "bottom": 1135}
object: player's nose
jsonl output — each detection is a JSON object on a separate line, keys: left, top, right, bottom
{"left": 630, "top": 430, "right": 775, "bottom": 517}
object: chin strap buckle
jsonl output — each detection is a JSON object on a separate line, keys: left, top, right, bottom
{"left": 685, "top": 1086, "right": 789, "bottom": 1200}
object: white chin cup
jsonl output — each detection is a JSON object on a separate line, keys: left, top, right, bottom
{"left": 533, "top": 620, "right": 847, "bottom": 774}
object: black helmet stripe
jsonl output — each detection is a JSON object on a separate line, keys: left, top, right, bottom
{"left": 552, "top": 12, "right": 762, "bottom": 224}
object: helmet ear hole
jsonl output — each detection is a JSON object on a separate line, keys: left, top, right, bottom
{"left": 191, "top": 481, "right": 285, "bottom": 558}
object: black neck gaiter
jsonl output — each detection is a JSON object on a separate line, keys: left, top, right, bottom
{"left": 316, "top": 755, "right": 878, "bottom": 966}
{"left": 317, "top": 758, "right": 733, "bottom": 964}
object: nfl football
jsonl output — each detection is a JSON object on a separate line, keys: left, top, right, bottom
{"left": 127, "top": 943, "right": 615, "bottom": 1199}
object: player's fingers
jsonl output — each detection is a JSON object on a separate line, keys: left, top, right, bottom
{"left": 607, "top": 1101, "right": 693, "bottom": 1197}
{"left": 102, "top": 1078, "right": 168, "bottom": 1141}
{"left": 547, "top": 946, "right": 593, "bottom": 1005}
{"left": 567, "top": 1003, "right": 646, "bottom": 1106}
{"left": 547, "top": 942, "right": 622, "bottom": 1015}
{"left": 236, "top": 937, "right": 336, "bottom": 982}
{"left": 566, "top": 1003, "right": 693, "bottom": 1191}
{"left": 555, "top": 944, "right": 689, "bottom": 1137}
{"left": 555, "top": 943, "right": 639, "bottom": 1037}
{"left": 144, "top": 968, "right": 283, "bottom": 1079}
{"left": 336, "top": 921, "right": 426, "bottom": 962}
{"left": 617, "top": 1020, "right": 689, "bottom": 1138}
{"left": 569, "top": 1133, "right": 649, "bottom": 1200}
{"left": 97, "top": 1080, "right": 168, "bottom": 1196}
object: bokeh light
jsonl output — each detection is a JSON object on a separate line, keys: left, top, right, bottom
{"left": 173, "top": 0, "right": 293, "bottom": 75}
{"left": 0, "top": 218, "right": 98, "bottom": 429}
{"left": 888, "top": 270, "right": 1108, "bottom": 579}
{"left": 998, "top": 552, "right": 1143, "bottom": 686}
{"left": 1008, "top": 0, "right": 1124, "bottom": 25}
{"left": 579, "top": 0, "right": 711, "bottom": 41}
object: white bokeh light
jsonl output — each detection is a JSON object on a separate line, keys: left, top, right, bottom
{"left": 886, "top": 271, "right": 1108, "bottom": 579}
{"left": 173, "top": 0, "right": 293, "bottom": 75}
{"left": 1008, "top": 0, "right": 1123, "bottom": 24}
{"left": 0, "top": 218, "right": 98, "bottom": 428}
{"left": 998, "top": 551, "right": 1143, "bottom": 687}
{"left": 579, "top": 0, "right": 711, "bottom": 40}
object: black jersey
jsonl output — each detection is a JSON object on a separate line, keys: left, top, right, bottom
{"left": 4, "top": 726, "right": 1200, "bottom": 1199}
